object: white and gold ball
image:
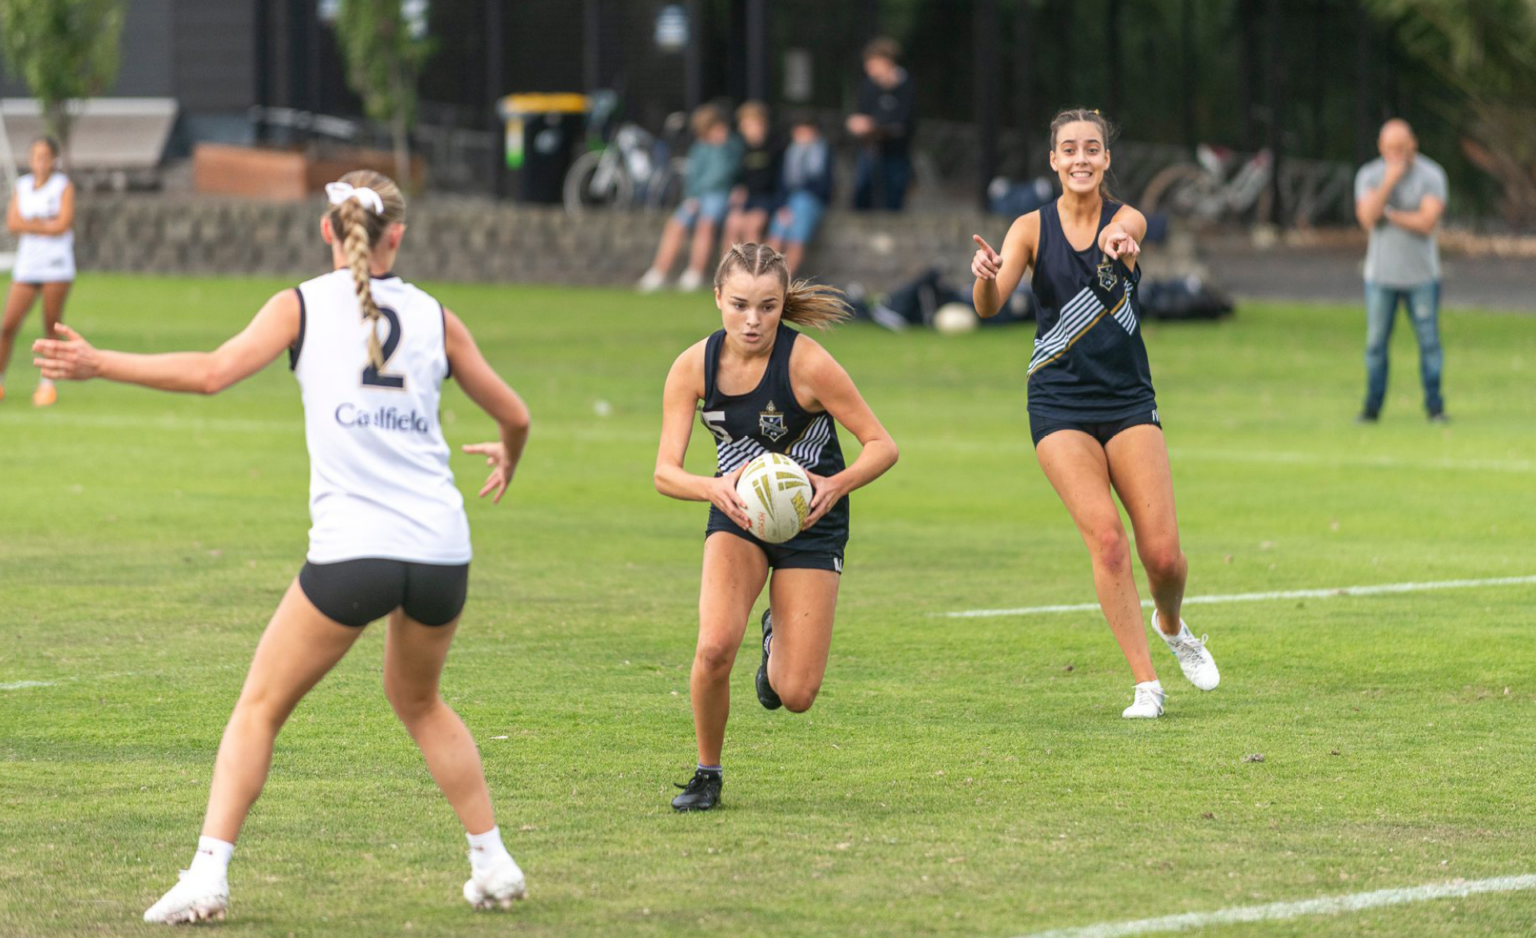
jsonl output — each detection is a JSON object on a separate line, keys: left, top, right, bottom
{"left": 735, "top": 453, "right": 812, "bottom": 544}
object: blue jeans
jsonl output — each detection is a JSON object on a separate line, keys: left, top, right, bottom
{"left": 1364, "top": 281, "right": 1443, "bottom": 415}
{"left": 852, "top": 151, "right": 911, "bottom": 211}
{"left": 767, "top": 191, "right": 827, "bottom": 245}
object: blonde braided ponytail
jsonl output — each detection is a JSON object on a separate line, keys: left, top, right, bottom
{"left": 323, "top": 170, "right": 406, "bottom": 369}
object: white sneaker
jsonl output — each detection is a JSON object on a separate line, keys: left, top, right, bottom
{"left": 1122, "top": 680, "right": 1166, "bottom": 719}
{"left": 1154, "top": 612, "right": 1220, "bottom": 691}
{"left": 463, "top": 854, "right": 526, "bottom": 911}
{"left": 676, "top": 268, "right": 705, "bottom": 292}
{"left": 143, "top": 869, "right": 229, "bottom": 924}
{"left": 636, "top": 268, "right": 668, "bottom": 293}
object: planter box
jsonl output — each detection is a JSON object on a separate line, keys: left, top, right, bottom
{"left": 193, "top": 144, "right": 425, "bottom": 200}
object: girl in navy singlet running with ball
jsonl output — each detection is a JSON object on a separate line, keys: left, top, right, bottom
{"left": 970, "top": 109, "right": 1219, "bottom": 719}
{"left": 655, "top": 243, "right": 898, "bottom": 811}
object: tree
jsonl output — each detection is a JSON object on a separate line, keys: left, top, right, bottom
{"left": 1365, "top": 0, "right": 1536, "bottom": 225}
{"left": 0, "top": 0, "right": 124, "bottom": 160}
{"left": 333, "top": 0, "right": 436, "bottom": 189}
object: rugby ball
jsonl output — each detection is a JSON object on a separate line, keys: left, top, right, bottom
{"left": 735, "top": 453, "right": 812, "bottom": 544}
{"left": 934, "top": 302, "right": 979, "bottom": 334}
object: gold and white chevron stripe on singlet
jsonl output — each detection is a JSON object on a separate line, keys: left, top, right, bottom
{"left": 1026, "top": 283, "right": 1137, "bottom": 376}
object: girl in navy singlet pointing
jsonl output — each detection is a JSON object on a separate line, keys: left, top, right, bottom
{"left": 970, "top": 109, "right": 1219, "bottom": 719}
{"left": 655, "top": 244, "right": 898, "bottom": 810}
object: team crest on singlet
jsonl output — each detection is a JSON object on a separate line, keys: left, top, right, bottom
{"left": 758, "top": 401, "right": 788, "bottom": 441}
{"left": 1096, "top": 257, "right": 1119, "bottom": 291}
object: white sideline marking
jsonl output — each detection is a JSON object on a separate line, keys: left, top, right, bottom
{"left": 1172, "top": 447, "right": 1536, "bottom": 475}
{"left": 1014, "top": 873, "right": 1536, "bottom": 938}
{"left": 0, "top": 680, "right": 56, "bottom": 690}
{"left": 945, "top": 574, "right": 1536, "bottom": 618}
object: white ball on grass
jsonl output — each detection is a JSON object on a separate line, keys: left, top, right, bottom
{"left": 934, "top": 302, "right": 979, "bottom": 334}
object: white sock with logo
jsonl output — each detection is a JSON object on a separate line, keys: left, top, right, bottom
{"left": 188, "top": 836, "right": 233, "bottom": 879}
{"left": 466, "top": 826, "right": 512, "bottom": 873}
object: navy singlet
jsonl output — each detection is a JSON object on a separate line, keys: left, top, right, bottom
{"left": 1025, "top": 198, "right": 1156, "bottom": 421}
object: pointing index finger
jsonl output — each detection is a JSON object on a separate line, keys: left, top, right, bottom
{"left": 972, "top": 234, "right": 999, "bottom": 259}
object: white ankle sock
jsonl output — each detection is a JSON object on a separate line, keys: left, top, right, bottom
{"left": 188, "top": 836, "right": 233, "bottom": 878}
{"left": 37, "top": 377, "right": 54, "bottom": 388}
{"left": 466, "top": 826, "right": 511, "bottom": 872}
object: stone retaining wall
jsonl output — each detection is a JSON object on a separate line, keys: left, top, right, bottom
{"left": 69, "top": 194, "right": 1055, "bottom": 292}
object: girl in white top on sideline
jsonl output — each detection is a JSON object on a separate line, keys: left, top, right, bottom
{"left": 3, "top": 136, "right": 75, "bottom": 407}
{"left": 33, "top": 170, "right": 533, "bottom": 924}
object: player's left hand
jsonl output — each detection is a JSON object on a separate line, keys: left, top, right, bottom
{"left": 463, "top": 441, "right": 514, "bottom": 504}
{"left": 32, "top": 323, "right": 99, "bottom": 381}
{"left": 803, "top": 471, "right": 848, "bottom": 531}
{"left": 1101, "top": 229, "right": 1140, "bottom": 266}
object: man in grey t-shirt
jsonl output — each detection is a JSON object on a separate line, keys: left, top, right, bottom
{"left": 1354, "top": 119, "right": 1448, "bottom": 422}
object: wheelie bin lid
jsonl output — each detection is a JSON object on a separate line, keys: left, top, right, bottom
{"left": 498, "top": 94, "right": 589, "bottom": 119}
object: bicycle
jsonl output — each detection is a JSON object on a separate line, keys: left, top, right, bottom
{"left": 1141, "top": 144, "right": 1273, "bottom": 224}
{"left": 563, "top": 91, "right": 685, "bottom": 215}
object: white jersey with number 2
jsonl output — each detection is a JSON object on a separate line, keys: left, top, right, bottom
{"left": 292, "top": 269, "right": 470, "bottom": 565}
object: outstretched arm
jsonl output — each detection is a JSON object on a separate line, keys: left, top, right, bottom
{"left": 791, "top": 340, "right": 898, "bottom": 529}
{"left": 972, "top": 212, "right": 1038, "bottom": 318}
{"left": 1099, "top": 204, "right": 1147, "bottom": 271}
{"left": 32, "top": 289, "right": 301, "bottom": 394}
{"left": 653, "top": 344, "right": 752, "bottom": 529}
{"left": 445, "top": 309, "right": 531, "bottom": 505}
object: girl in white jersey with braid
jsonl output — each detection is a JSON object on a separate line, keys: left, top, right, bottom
{"left": 2, "top": 136, "right": 75, "bottom": 406}
{"left": 33, "top": 171, "right": 532, "bottom": 923}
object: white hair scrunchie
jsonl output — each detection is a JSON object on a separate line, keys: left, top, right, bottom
{"left": 325, "top": 181, "right": 385, "bottom": 215}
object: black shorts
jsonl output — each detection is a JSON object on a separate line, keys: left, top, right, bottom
{"left": 1030, "top": 409, "right": 1161, "bottom": 447}
{"left": 705, "top": 528, "right": 844, "bottom": 574}
{"left": 298, "top": 558, "right": 469, "bottom": 628}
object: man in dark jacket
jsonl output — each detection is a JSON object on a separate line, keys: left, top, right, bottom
{"left": 845, "top": 37, "right": 915, "bottom": 212}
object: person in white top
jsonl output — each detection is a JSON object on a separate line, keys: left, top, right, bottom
{"left": 3, "top": 136, "right": 76, "bottom": 406}
{"left": 33, "top": 170, "right": 533, "bottom": 923}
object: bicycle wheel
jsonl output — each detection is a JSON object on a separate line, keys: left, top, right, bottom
{"left": 643, "top": 158, "right": 687, "bottom": 213}
{"left": 563, "top": 150, "right": 634, "bottom": 215}
{"left": 1140, "top": 164, "right": 1207, "bottom": 216}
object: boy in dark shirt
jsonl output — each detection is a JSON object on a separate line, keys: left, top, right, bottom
{"left": 723, "top": 101, "right": 780, "bottom": 247}
{"left": 845, "top": 37, "right": 915, "bottom": 212}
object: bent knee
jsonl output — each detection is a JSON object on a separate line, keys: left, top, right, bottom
{"left": 1087, "top": 527, "right": 1131, "bottom": 573}
{"left": 693, "top": 641, "right": 738, "bottom": 677}
{"left": 777, "top": 679, "right": 822, "bottom": 713}
{"left": 384, "top": 683, "right": 439, "bottom": 722}
{"left": 231, "top": 691, "right": 291, "bottom": 730}
{"left": 1139, "top": 543, "right": 1185, "bottom": 582}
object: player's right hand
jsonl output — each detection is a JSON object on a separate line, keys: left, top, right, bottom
{"left": 32, "top": 323, "right": 99, "bottom": 381}
{"left": 708, "top": 464, "right": 752, "bottom": 530}
{"left": 971, "top": 235, "right": 1001, "bottom": 281}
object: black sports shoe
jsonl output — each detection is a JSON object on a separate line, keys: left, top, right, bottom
{"left": 756, "top": 608, "right": 782, "bottom": 710}
{"left": 1355, "top": 410, "right": 1380, "bottom": 424}
{"left": 671, "top": 769, "right": 722, "bottom": 811}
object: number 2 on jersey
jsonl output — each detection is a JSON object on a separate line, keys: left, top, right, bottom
{"left": 362, "top": 305, "right": 406, "bottom": 389}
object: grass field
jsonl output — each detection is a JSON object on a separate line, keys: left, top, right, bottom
{"left": 2, "top": 273, "right": 1535, "bottom": 938}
